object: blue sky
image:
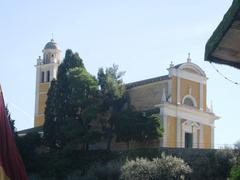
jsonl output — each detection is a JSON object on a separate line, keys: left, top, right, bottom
{"left": 0, "top": 0, "right": 238, "bottom": 147}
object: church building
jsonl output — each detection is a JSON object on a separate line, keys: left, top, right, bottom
{"left": 34, "top": 39, "right": 219, "bottom": 149}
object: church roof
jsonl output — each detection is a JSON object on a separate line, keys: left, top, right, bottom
{"left": 126, "top": 75, "right": 169, "bottom": 89}
{"left": 174, "top": 63, "right": 184, "bottom": 69}
{"left": 44, "top": 39, "right": 59, "bottom": 50}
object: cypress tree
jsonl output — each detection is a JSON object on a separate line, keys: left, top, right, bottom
{"left": 44, "top": 49, "right": 100, "bottom": 150}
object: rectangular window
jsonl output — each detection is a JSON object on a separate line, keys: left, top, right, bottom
{"left": 47, "top": 71, "right": 50, "bottom": 82}
{"left": 41, "top": 71, "right": 44, "bottom": 83}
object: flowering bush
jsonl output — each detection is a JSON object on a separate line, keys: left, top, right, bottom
{"left": 121, "top": 154, "right": 192, "bottom": 180}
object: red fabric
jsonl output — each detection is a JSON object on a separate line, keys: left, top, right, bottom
{"left": 0, "top": 86, "right": 28, "bottom": 180}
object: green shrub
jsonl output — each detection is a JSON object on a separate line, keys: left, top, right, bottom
{"left": 65, "top": 170, "right": 97, "bottom": 180}
{"left": 121, "top": 154, "right": 192, "bottom": 180}
{"left": 230, "top": 163, "right": 240, "bottom": 180}
{"left": 88, "top": 161, "right": 121, "bottom": 180}
{"left": 121, "top": 148, "right": 236, "bottom": 180}
{"left": 16, "top": 132, "right": 42, "bottom": 173}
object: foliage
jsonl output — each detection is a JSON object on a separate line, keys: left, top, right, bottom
{"left": 234, "top": 140, "right": 240, "bottom": 150}
{"left": 121, "top": 154, "right": 192, "bottom": 180}
{"left": 115, "top": 110, "right": 162, "bottom": 149}
{"left": 44, "top": 49, "right": 100, "bottom": 150}
{"left": 5, "top": 105, "right": 16, "bottom": 138}
{"left": 97, "top": 65, "right": 162, "bottom": 150}
{"left": 20, "top": 147, "right": 239, "bottom": 180}
{"left": 87, "top": 161, "right": 121, "bottom": 180}
{"left": 121, "top": 148, "right": 236, "bottom": 180}
{"left": 97, "top": 64, "right": 126, "bottom": 150}
{"left": 230, "top": 163, "right": 240, "bottom": 180}
{"left": 230, "top": 141, "right": 240, "bottom": 180}
{"left": 16, "top": 132, "right": 42, "bottom": 172}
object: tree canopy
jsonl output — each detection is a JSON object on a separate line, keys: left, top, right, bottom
{"left": 44, "top": 50, "right": 162, "bottom": 151}
{"left": 44, "top": 49, "right": 100, "bottom": 150}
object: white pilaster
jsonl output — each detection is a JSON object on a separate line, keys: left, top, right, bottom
{"left": 200, "top": 124, "right": 204, "bottom": 148}
{"left": 193, "top": 131, "right": 198, "bottom": 148}
{"left": 177, "top": 76, "right": 181, "bottom": 104}
{"left": 34, "top": 66, "right": 40, "bottom": 117}
{"left": 163, "top": 114, "right": 168, "bottom": 147}
{"left": 200, "top": 83, "right": 203, "bottom": 110}
{"left": 168, "top": 79, "right": 172, "bottom": 97}
{"left": 176, "top": 118, "right": 181, "bottom": 147}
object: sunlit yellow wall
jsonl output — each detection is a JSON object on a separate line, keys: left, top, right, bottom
{"left": 180, "top": 78, "right": 200, "bottom": 108}
{"left": 204, "top": 125, "right": 211, "bottom": 149}
{"left": 39, "top": 83, "right": 49, "bottom": 93}
{"left": 34, "top": 83, "right": 50, "bottom": 127}
{"left": 128, "top": 81, "right": 168, "bottom": 110}
{"left": 203, "top": 84, "right": 207, "bottom": 112}
{"left": 38, "top": 94, "right": 47, "bottom": 114}
{"left": 34, "top": 115, "right": 45, "bottom": 127}
{"left": 167, "top": 116, "right": 176, "bottom": 147}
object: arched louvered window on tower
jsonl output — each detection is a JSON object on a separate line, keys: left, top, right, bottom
{"left": 47, "top": 71, "right": 50, "bottom": 82}
{"left": 41, "top": 71, "right": 44, "bottom": 83}
{"left": 183, "top": 98, "right": 194, "bottom": 107}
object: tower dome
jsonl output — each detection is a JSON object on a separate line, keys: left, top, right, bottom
{"left": 42, "top": 39, "right": 61, "bottom": 64}
{"left": 44, "top": 39, "right": 59, "bottom": 50}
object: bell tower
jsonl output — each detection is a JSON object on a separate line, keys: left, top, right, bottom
{"left": 34, "top": 39, "right": 61, "bottom": 127}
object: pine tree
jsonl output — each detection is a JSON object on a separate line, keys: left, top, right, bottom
{"left": 98, "top": 65, "right": 162, "bottom": 150}
{"left": 98, "top": 64, "right": 126, "bottom": 150}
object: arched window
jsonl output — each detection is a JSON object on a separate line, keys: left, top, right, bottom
{"left": 183, "top": 97, "right": 194, "bottom": 107}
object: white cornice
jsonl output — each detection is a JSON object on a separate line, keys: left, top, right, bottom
{"left": 155, "top": 103, "right": 220, "bottom": 127}
{"left": 35, "top": 62, "right": 60, "bottom": 68}
{"left": 169, "top": 68, "right": 208, "bottom": 84}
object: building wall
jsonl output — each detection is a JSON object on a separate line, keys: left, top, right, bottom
{"left": 167, "top": 116, "right": 176, "bottom": 147}
{"left": 180, "top": 78, "right": 200, "bottom": 108}
{"left": 34, "top": 83, "right": 49, "bottom": 127}
{"left": 128, "top": 81, "right": 168, "bottom": 110}
{"left": 203, "top": 84, "right": 207, "bottom": 111}
{"left": 39, "top": 83, "right": 49, "bottom": 93}
{"left": 34, "top": 115, "right": 44, "bottom": 127}
{"left": 204, "top": 125, "right": 212, "bottom": 148}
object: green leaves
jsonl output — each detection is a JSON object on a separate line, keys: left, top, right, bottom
{"left": 44, "top": 51, "right": 162, "bottom": 152}
{"left": 44, "top": 50, "right": 99, "bottom": 150}
{"left": 114, "top": 110, "right": 163, "bottom": 149}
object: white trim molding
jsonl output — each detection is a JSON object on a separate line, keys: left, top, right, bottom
{"left": 200, "top": 83, "right": 203, "bottom": 111}
{"left": 182, "top": 94, "right": 197, "bottom": 107}
{"left": 168, "top": 64, "right": 208, "bottom": 84}
{"left": 178, "top": 62, "right": 206, "bottom": 77}
{"left": 182, "top": 121, "right": 200, "bottom": 148}
{"left": 176, "top": 118, "right": 181, "bottom": 147}
{"left": 156, "top": 103, "right": 219, "bottom": 127}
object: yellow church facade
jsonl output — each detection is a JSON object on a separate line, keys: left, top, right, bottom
{"left": 34, "top": 39, "right": 219, "bottom": 149}
{"left": 126, "top": 56, "right": 219, "bottom": 148}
